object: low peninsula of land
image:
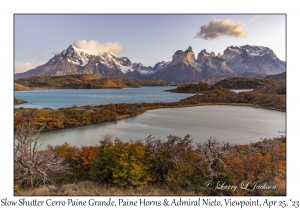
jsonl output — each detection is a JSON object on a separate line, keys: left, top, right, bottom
{"left": 15, "top": 80, "right": 285, "bottom": 132}
{"left": 14, "top": 74, "right": 174, "bottom": 90}
{"left": 167, "top": 77, "right": 286, "bottom": 93}
{"left": 14, "top": 98, "right": 27, "bottom": 105}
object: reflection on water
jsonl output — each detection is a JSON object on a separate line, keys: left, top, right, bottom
{"left": 39, "top": 105, "right": 285, "bottom": 147}
{"left": 231, "top": 89, "right": 253, "bottom": 93}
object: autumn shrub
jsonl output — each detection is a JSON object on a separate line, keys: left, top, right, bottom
{"left": 14, "top": 121, "right": 285, "bottom": 195}
{"left": 51, "top": 143, "right": 99, "bottom": 182}
{"left": 225, "top": 137, "right": 286, "bottom": 195}
{"left": 89, "top": 137, "right": 152, "bottom": 187}
{"left": 145, "top": 134, "right": 198, "bottom": 189}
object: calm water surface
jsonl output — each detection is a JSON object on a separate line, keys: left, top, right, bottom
{"left": 231, "top": 89, "right": 253, "bottom": 93}
{"left": 14, "top": 87, "right": 194, "bottom": 109}
{"left": 39, "top": 105, "right": 285, "bottom": 147}
{"left": 15, "top": 87, "right": 284, "bottom": 146}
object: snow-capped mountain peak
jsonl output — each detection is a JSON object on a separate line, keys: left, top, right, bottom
{"left": 240, "top": 45, "right": 277, "bottom": 59}
{"left": 48, "top": 45, "right": 138, "bottom": 74}
{"left": 222, "top": 45, "right": 278, "bottom": 60}
{"left": 14, "top": 44, "right": 285, "bottom": 82}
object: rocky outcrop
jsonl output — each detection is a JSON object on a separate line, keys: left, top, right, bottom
{"left": 148, "top": 46, "right": 202, "bottom": 83}
{"left": 149, "top": 63, "right": 202, "bottom": 83}
{"left": 170, "top": 46, "right": 198, "bottom": 68}
{"left": 197, "top": 49, "right": 235, "bottom": 77}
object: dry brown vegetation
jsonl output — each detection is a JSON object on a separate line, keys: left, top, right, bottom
{"left": 15, "top": 182, "right": 200, "bottom": 196}
{"left": 14, "top": 74, "right": 138, "bottom": 89}
{"left": 213, "top": 77, "right": 284, "bottom": 89}
{"left": 14, "top": 135, "right": 286, "bottom": 196}
{"left": 14, "top": 83, "right": 31, "bottom": 91}
{"left": 14, "top": 124, "right": 68, "bottom": 188}
{"left": 14, "top": 74, "right": 174, "bottom": 90}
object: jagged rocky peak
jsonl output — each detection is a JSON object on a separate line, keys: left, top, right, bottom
{"left": 217, "top": 53, "right": 222, "bottom": 57}
{"left": 131, "top": 62, "right": 156, "bottom": 76}
{"left": 63, "top": 44, "right": 75, "bottom": 56}
{"left": 203, "top": 59, "right": 210, "bottom": 67}
{"left": 174, "top": 50, "right": 184, "bottom": 55}
{"left": 65, "top": 45, "right": 91, "bottom": 58}
{"left": 197, "top": 49, "right": 210, "bottom": 56}
{"left": 67, "top": 46, "right": 83, "bottom": 58}
{"left": 185, "top": 46, "right": 193, "bottom": 53}
{"left": 48, "top": 45, "right": 92, "bottom": 67}
{"left": 171, "top": 46, "right": 197, "bottom": 67}
{"left": 153, "top": 61, "right": 170, "bottom": 71}
{"left": 132, "top": 62, "right": 145, "bottom": 69}
{"left": 171, "top": 50, "right": 185, "bottom": 63}
{"left": 197, "top": 49, "right": 211, "bottom": 63}
{"left": 210, "top": 51, "right": 216, "bottom": 57}
{"left": 118, "top": 57, "right": 132, "bottom": 66}
{"left": 223, "top": 45, "right": 241, "bottom": 55}
{"left": 184, "top": 46, "right": 197, "bottom": 66}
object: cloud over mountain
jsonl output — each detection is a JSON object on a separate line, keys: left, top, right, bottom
{"left": 250, "top": 15, "right": 261, "bottom": 23}
{"left": 73, "top": 40, "right": 125, "bottom": 55}
{"left": 14, "top": 60, "right": 44, "bottom": 74}
{"left": 195, "top": 19, "right": 247, "bottom": 40}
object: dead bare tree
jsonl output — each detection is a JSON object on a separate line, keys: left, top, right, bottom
{"left": 196, "top": 137, "right": 230, "bottom": 178}
{"left": 14, "top": 123, "right": 68, "bottom": 188}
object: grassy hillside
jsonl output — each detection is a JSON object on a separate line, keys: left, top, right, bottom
{"left": 14, "top": 83, "right": 31, "bottom": 91}
{"left": 264, "top": 72, "right": 286, "bottom": 82}
{"left": 14, "top": 74, "right": 139, "bottom": 89}
{"left": 14, "top": 74, "right": 175, "bottom": 90}
{"left": 214, "top": 77, "right": 284, "bottom": 89}
{"left": 167, "top": 82, "right": 210, "bottom": 93}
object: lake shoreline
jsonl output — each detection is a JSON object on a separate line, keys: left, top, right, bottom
{"left": 35, "top": 102, "right": 284, "bottom": 134}
{"left": 37, "top": 105, "right": 285, "bottom": 148}
{"left": 15, "top": 86, "right": 286, "bottom": 133}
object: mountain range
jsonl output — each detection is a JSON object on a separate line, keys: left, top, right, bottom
{"left": 15, "top": 44, "right": 286, "bottom": 83}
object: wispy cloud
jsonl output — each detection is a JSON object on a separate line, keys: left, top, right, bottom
{"left": 249, "top": 15, "right": 261, "bottom": 23}
{"left": 195, "top": 19, "right": 247, "bottom": 40}
{"left": 14, "top": 60, "right": 44, "bottom": 74}
{"left": 73, "top": 40, "right": 125, "bottom": 54}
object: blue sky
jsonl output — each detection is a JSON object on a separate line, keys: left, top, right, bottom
{"left": 14, "top": 14, "right": 286, "bottom": 73}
